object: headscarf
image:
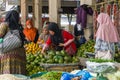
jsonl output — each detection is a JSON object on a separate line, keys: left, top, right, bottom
{"left": 95, "top": 13, "right": 120, "bottom": 42}
{"left": 23, "top": 19, "right": 37, "bottom": 42}
{"left": 5, "top": 10, "right": 20, "bottom": 30}
{"left": 48, "top": 22, "right": 64, "bottom": 51}
{"left": 0, "top": 22, "right": 9, "bottom": 37}
{"left": 5, "top": 10, "right": 25, "bottom": 45}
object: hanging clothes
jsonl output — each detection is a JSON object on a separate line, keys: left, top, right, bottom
{"left": 116, "top": 11, "right": 120, "bottom": 37}
{"left": 106, "top": 3, "right": 112, "bottom": 16}
{"left": 76, "top": 4, "right": 93, "bottom": 28}
{"left": 93, "top": 10, "right": 98, "bottom": 38}
{"left": 112, "top": 3, "right": 118, "bottom": 25}
{"left": 96, "top": 13, "right": 120, "bottom": 42}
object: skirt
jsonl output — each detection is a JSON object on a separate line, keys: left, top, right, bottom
{"left": 0, "top": 47, "right": 26, "bottom": 75}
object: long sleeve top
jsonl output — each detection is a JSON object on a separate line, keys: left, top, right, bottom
{"left": 46, "top": 30, "right": 77, "bottom": 54}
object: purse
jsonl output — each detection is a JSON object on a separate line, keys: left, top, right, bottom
{"left": 1, "top": 30, "right": 22, "bottom": 53}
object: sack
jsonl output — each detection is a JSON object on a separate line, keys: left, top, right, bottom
{"left": 95, "top": 50, "right": 113, "bottom": 60}
{"left": 65, "top": 45, "right": 75, "bottom": 56}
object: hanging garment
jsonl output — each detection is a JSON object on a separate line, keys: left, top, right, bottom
{"left": 96, "top": 13, "right": 120, "bottom": 42}
{"left": 93, "top": 10, "right": 98, "bottom": 38}
{"left": 76, "top": 4, "right": 93, "bottom": 28}
{"left": 106, "top": 3, "right": 112, "bottom": 16}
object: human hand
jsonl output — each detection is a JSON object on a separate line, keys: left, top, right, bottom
{"left": 41, "top": 50, "right": 45, "bottom": 54}
{"left": 25, "top": 37, "right": 29, "bottom": 41}
{"left": 59, "top": 43, "right": 64, "bottom": 47}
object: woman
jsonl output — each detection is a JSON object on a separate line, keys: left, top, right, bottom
{"left": 95, "top": 13, "right": 120, "bottom": 60}
{"left": 23, "top": 19, "right": 39, "bottom": 43}
{"left": 0, "top": 10, "right": 26, "bottom": 74}
{"left": 42, "top": 22, "right": 77, "bottom": 56}
{"left": 37, "top": 26, "right": 49, "bottom": 47}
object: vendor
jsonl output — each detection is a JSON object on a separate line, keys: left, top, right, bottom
{"left": 41, "top": 22, "right": 77, "bottom": 56}
{"left": 23, "top": 19, "right": 39, "bottom": 43}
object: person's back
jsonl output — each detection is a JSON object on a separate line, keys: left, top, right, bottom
{"left": 0, "top": 10, "right": 26, "bottom": 74}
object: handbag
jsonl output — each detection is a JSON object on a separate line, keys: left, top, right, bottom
{"left": 1, "top": 30, "right": 22, "bottom": 53}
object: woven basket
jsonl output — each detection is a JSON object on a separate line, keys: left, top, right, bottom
{"left": 40, "top": 63, "right": 80, "bottom": 72}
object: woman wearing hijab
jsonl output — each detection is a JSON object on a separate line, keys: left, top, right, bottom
{"left": 0, "top": 10, "right": 26, "bottom": 74}
{"left": 95, "top": 13, "right": 120, "bottom": 60}
{"left": 23, "top": 19, "right": 39, "bottom": 43}
{"left": 41, "top": 22, "right": 77, "bottom": 56}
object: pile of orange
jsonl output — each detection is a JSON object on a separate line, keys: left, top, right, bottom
{"left": 24, "top": 42, "right": 42, "bottom": 54}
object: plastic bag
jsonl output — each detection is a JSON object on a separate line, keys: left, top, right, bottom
{"left": 61, "top": 70, "right": 92, "bottom": 80}
{"left": 76, "top": 70, "right": 92, "bottom": 80}
{"left": 60, "top": 72, "right": 75, "bottom": 80}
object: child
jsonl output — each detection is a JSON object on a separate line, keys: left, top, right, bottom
{"left": 37, "top": 26, "right": 49, "bottom": 48}
{"left": 0, "top": 22, "right": 8, "bottom": 43}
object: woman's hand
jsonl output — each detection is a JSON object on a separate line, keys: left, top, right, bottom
{"left": 59, "top": 43, "right": 64, "bottom": 47}
{"left": 25, "top": 37, "right": 29, "bottom": 41}
{"left": 41, "top": 49, "right": 45, "bottom": 54}
{"left": 41, "top": 44, "right": 48, "bottom": 54}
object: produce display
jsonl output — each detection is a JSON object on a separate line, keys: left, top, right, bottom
{"left": 77, "top": 40, "right": 95, "bottom": 57}
{"left": 25, "top": 42, "right": 79, "bottom": 75}
{"left": 26, "top": 53, "right": 45, "bottom": 76}
{"left": 25, "top": 40, "right": 120, "bottom": 76}
{"left": 24, "top": 42, "right": 42, "bottom": 54}
{"left": 32, "top": 71, "right": 62, "bottom": 80}
{"left": 43, "top": 50, "right": 79, "bottom": 64}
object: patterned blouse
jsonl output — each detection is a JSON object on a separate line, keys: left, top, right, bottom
{"left": 94, "top": 38, "right": 120, "bottom": 54}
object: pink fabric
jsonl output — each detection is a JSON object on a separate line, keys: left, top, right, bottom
{"left": 96, "top": 13, "right": 120, "bottom": 42}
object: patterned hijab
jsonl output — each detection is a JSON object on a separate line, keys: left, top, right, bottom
{"left": 96, "top": 13, "right": 120, "bottom": 42}
{"left": 0, "top": 22, "right": 9, "bottom": 38}
{"left": 23, "top": 19, "right": 37, "bottom": 42}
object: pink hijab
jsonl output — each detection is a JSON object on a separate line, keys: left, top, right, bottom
{"left": 95, "top": 13, "right": 120, "bottom": 42}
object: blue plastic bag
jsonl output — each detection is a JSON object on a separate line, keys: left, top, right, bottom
{"left": 76, "top": 70, "right": 92, "bottom": 80}
{"left": 61, "top": 70, "right": 92, "bottom": 80}
{"left": 60, "top": 72, "right": 75, "bottom": 80}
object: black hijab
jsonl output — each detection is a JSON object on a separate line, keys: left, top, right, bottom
{"left": 5, "top": 10, "right": 20, "bottom": 30}
{"left": 48, "top": 22, "right": 64, "bottom": 51}
{"left": 5, "top": 10, "right": 25, "bottom": 45}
